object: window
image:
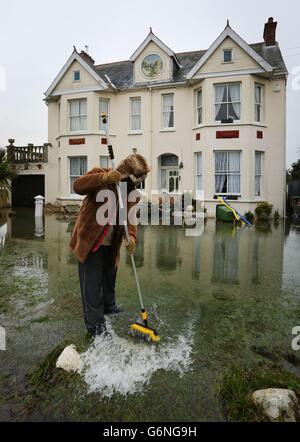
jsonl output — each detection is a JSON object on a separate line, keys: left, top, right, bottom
{"left": 215, "top": 151, "right": 241, "bottom": 194}
{"left": 100, "top": 155, "right": 109, "bottom": 168}
{"left": 195, "top": 153, "right": 203, "bottom": 191}
{"left": 255, "top": 84, "right": 263, "bottom": 122}
{"left": 162, "top": 94, "right": 174, "bottom": 129}
{"left": 223, "top": 49, "right": 233, "bottom": 63}
{"left": 99, "top": 99, "right": 109, "bottom": 131}
{"left": 196, "top": 89, "right": 202, "bottom": 125}
{"left": 73, "top": 70, "right": 80, "bottom": 81}
{"left": 69, "top": 156, "right": 87, "bottom": 193}
{"left": 255, "top": 152, "right": 263, "bottom": 197}
{"left": 215, "top": 84, "right": 240, "bottom": 121}
{"left": 69, "top": 98, "right": 87, "bottom": 132}
{"left": 130, "top": 97, "right": 141, "bottom": 131}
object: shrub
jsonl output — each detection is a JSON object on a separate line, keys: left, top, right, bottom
{"left": 245, "top": 211, "right": 255, "bottom": 224}
{"left": 255, "top": 202, "right": 273, "bottom": 222}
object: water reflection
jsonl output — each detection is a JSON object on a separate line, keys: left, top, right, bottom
{"left": 0, "top": 208, "right": 294, "bottom": 299}
{"left": 212, "top": 224, "right": 239, "bottom": 284}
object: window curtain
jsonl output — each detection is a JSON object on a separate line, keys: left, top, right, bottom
{"left": 131, "top": 98, "right": 141, "bottom": 131}
{"left": 163, "top": 95, "right": 174, "bottom": 128}
{"left": 70, "top": 100, "right": 80, "bottom": 131}
{"left": 228, "top": 84, "right": 240, "bottom": 120}
{"left": 215, "top": 152, "right": 227, "bottom": 193}
{"left": 196, "top": 153, "right": 203, "bottom": 190}
{"left": 228, "top": 151, "right": 240, "bottom": 193}
{"left": 100, "top": 156, "right": 109, "bottom": 168}
{"left": 70, "top": 157, "right": 87, "bottom": 193}
{"left": 215, "top": 85, "right": 226, "bottom": 120}
{"left": 255, "top": 85, "right": 261, "bottom": 104}
{"left": 99, "top": 100, "right": 108, "bottom": 131}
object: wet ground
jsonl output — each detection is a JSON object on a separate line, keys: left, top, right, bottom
{"left": 0, "top": 208, "right": 300, "bottom": 421}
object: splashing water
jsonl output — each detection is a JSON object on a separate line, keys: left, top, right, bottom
{"left": 81, "top": 320, "right": 195, "bottom": 398}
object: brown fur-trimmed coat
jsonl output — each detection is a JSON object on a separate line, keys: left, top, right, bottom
{"left": 69, "top": 167, "right": 139, "bottom": 265}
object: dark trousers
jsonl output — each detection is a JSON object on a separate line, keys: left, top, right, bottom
{"left": 78, "top": 246, "right": 117, "bottom": 333}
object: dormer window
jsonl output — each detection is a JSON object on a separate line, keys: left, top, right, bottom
{"left": 73, "top": 70, "right": 81, "bottom": 82}
{"left": 223, "top": 49, "right": 233, "bottom": 63}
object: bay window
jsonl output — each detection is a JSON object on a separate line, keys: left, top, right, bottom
{"left": 162, "top": 94, "right": 174, "bottom": 129}
{"left": 195, "top": 152, "right": 203, "bottom": 191}
{"left": 196, "top": 89, "right": 202, "bottom": 125}
{"left": 215, "top": 83, "right": 240, "bottom": 121}
{"left": 99, "top": 99, "right": 109, "bottom": 131}
{"left": 130, "top": 97, "right": 141, "bottom": 131}
{"left": 69, "top": 156, "right": 87, "bottom": 194}
{"left": 255, "top": 84, "right": 263, "bottom": 122}
{"left": 69, "top": 98, "right": 87, "bottom": 132}
{"left": 215, "top": 151, "right": 241, "bottom": 194}
{"left": 100, "top": 155, "right": 109, "bottom": 168}
{"left": 255, "top": 151, "right": 263, "bottom": 197}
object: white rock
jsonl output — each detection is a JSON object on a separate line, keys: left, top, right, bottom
{"left": 56, "top": 344, "right": 83, "bottom": 373}
{"left": 252, "top": 388, "right": 299, "bottom": 422}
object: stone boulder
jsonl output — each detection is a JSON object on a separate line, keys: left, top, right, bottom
{"left": 252, "top": 388, "right": 299, "bottom": 422}
{"left": 56, "top": 344, "right": 83, "bottom": 373}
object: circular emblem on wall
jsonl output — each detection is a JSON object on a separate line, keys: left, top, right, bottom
{"left": 141, "top": 54, "right": 163, "bottom": 78}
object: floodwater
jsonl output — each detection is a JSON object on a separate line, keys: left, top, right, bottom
{"left": 0, "top": 208, "right": 300, "bottom": 421}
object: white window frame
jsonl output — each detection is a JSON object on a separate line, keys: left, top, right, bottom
{"left": 130, "top": 97, "right": 141, "bottom": 132}
{"left": 222, "top": 48, "right": 233, "bottom": 63}
{"left": 99, "top": 98, "right": 109, "bottom": 133}
{"left": 255, "top": 83, "right": 264, "bottom": 123}
{"left": 214, "top": 150, "right": 241, "bottom": 195}
{"left": 255, "top": 151, "right": 263, "bottom": 197}
{"left": 196, "top": 89, "right": 203, "bottom": 125}
{"left": 69, "top": 98, "right": 87, "bottom": 132}
{"left": 69, "top": 156, "right": 87, "bottom": 194}
{"left": 100, "top": 155, "right": 109, "bottom": 169}
{"left": 215, "top": 83, "right": 241, "bottom": 122}
{"left": 73, "top": 70, "right": 81, "bottom": 82}
{"left": 195, "top": 152, "right": 203, "bottom": 193}
{"left": 162, "top": 93, "right": 175, "bottom": 130}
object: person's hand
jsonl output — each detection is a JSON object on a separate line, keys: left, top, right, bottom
{"left": 124, "top": 236, "right": 136, "bottom": 255}
{"left": 105, "top": 170, "right": 122, "bottom": 184}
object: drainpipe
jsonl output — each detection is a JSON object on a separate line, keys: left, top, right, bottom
{"left": 148, "top": 85, "right": 153, "bottom": 194}
{"left": 283, "top": 78, "right": 287, "bottom": 218}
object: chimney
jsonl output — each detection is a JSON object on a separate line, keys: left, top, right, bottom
{"left": 263, "top": 17, "right": 277, "bottom": 46}
{"left": 80, "top": 50, "right": 95, "bottom": 66}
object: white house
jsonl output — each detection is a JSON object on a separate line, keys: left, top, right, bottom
{"left": 44, "top": 17, "right": 288, "bottom": 217}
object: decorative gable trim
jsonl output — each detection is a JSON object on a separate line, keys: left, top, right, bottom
{"left": 186, "top": 25, "right": 273, "bottom": 80}
{"left": 130, "top": 30, "right": 181, "bottom": 67}
{"left": 45, "top": 50, "right": 108, "bottom": 98}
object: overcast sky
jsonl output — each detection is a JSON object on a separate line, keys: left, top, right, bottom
{"left": 0, "top": 0, "right": 299, "bottom": 166}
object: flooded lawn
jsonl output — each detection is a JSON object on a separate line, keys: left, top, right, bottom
{"left": 0, "top": 208, "right": 300, "bottom": 421}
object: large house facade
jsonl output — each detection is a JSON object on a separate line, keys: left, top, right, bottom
{"left": 44, "top": 17, "right": 288, "bottom": 217}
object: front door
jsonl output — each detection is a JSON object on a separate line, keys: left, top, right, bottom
{"left": 167, "top": 169, "right": 179, "bottom": 192}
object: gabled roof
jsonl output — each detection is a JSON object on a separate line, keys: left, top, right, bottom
{"left": 92, "top": 43, "right": 286, "bottom": 90}
{"left": 130, "top": 29, "right": 181, "bottom": 68}
{"left": 186, "top": 24, "right": 274, "bottom": 80}
{"left": 45, "top": 49, "right": 108, "bottom": 97}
